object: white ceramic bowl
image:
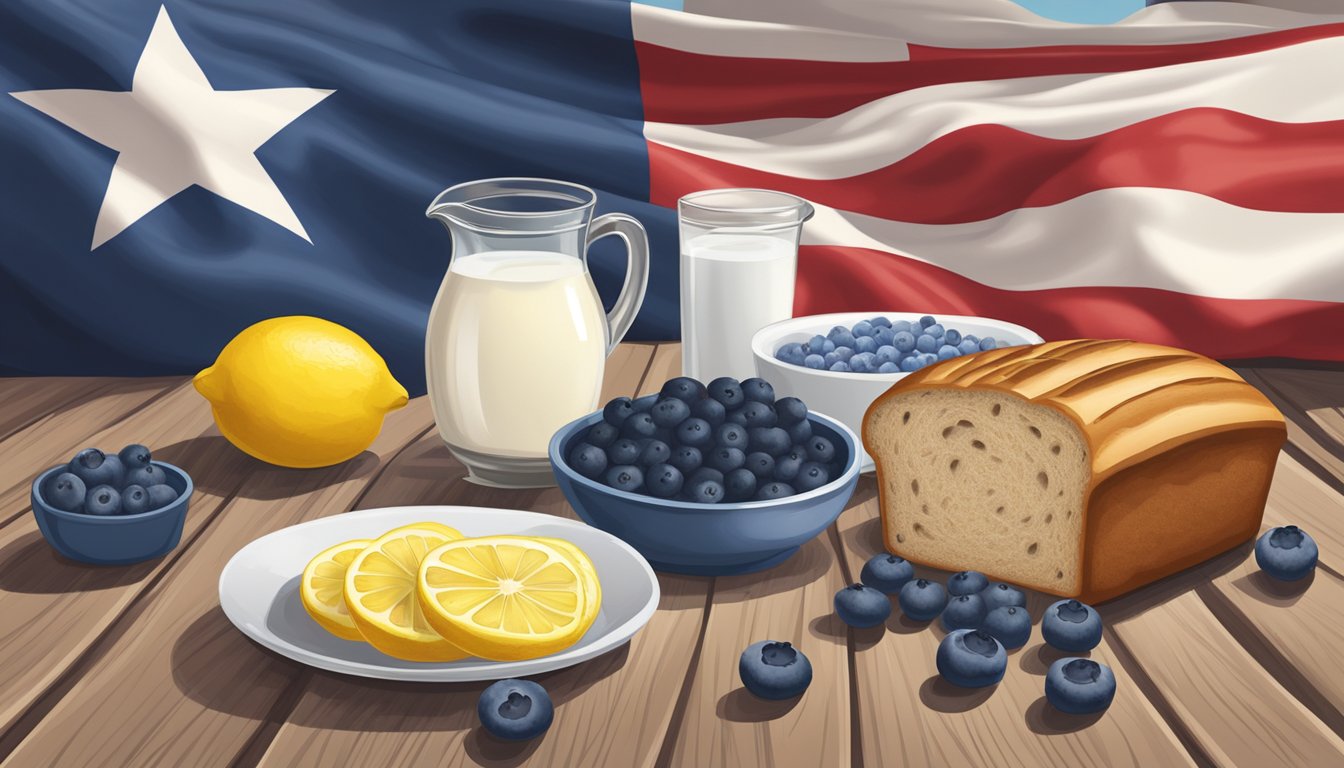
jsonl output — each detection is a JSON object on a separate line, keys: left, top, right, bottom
{"left": 752, "top": 312, "right": 1045, "bottom": 472}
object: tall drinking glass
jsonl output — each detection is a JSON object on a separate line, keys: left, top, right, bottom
{"left": 678, "top": 189, "right": 814, "bottom": 382}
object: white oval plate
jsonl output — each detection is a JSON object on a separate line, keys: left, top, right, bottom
{"left": 218, "top": 505, "right": 660, "bottom": 682}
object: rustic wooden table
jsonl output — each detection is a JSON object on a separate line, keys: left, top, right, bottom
{"left": 1, "top": 342, "right": 1343, "bottom": 767}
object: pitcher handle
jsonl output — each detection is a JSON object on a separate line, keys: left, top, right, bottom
{"left": 587, "top": 213, "right": 649, "bottom": 355}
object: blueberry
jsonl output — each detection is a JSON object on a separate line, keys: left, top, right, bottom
{"left": 121, "top": 484, "right": 151, "bottom": 515}
{"left": 478, "top": 679, "right": 553, "bottom": 741}
{"left": 567, "top": 443, "right": 608, "bottom": 479}
{"left": 1042, "top": 599, "right": 1103, "bottom": 652}
{"left": 878, "top": 362, "right": 900, "bottom": 374}
{"left": 794, "top": 461, "right": 830, "bottom": 493}
{"left": 997, "top": 339, "right": 1011, "bottom": 349}
{"left": 948, "top": 571, "right": 989, "bottom": 596}
{"left": 774, "top": 397, "right": 808, "bottom": 426}
{"left": 964, "top": 334, "right": 979, "bottom": 345}
{"left": 688, "top": 479, "right": 725, "bottom": 504}
{"left": 84, "top": 484, "right": 122, "bottom": 516}
{"left": 785, "top": 418, "right": 812, "bottom": 445}
{"left": 754, "top": 481, "right": 795, "bottom": 501}
{"left": 724, "top": 468, "right": 758, "bottom": 502}
{"left": 621, "top": 412, "right": 658, "bottom": 440}
{"left": 920, "top": 353, "right": 940, "bottom": 367}
{"left": 645, "top": 463, "right": 685, "bottom": 498}
{"left": 873, "top": 327, "right": 896, "bottom": 348}
{"left": 806, "top": 335, "right": 830, "bottom": 355}
{"left": 851, "top": 320, "right": 875, "bottom": 338}
{"left": 714, "top": 422, "right": 749, "bottom": 451}
{"left": 854, "top": 336, "right": 878, "bottom": 354}
{"left": 740, "top": 378, "right": 775, "bottom": 404}
{"left": 773, "top": 452, "right": 804, "bottom": 482}
{"left": 822, "top": 352, "right": 840, "bottom": 368}
{"left": 638, "top": 439, "right": 671, "bottom": 467}
{"left": 805, "top": 436, "right": 835, "bottom": 464}
{"left": 937, "top": 344, "right": 960, "bottom": 361}
{"left": 604, "top": 465, "right": 644, "bottom": 493}
{"left": 919, "top": 315, "right": 937, "bottom": 328}
{"left": 981, "top": 606, "right": 1032, "bottom": 649}
{"left": 893, "top": 331, "right": 917, "bottom": 353}
{"left": 744, "top": 452, "right": 776, "bottom": 479}
{"left": 849, "top": 353, "right": 876, "bottom": 373}
{"left": 943, "top": 329, "right": 962, "bottom": 346}
{"left": 941, "top": 593, "right": 988, "bottom": 631}
{"left": 829, "top": 362, "right": 851, "bottom": 373}
{"left": 898, "top": 578, "right": 948, "bottom": 621}
{"left": 804, "top": 354, "right": 826, "bottom": 370}
{"left": 860, "top": 554, "right": 914, "bottom": 594}
{"left": 899, "top": 356, "right": 922, "bottom": 372}
{"left": 873, "top": 345, "right": 898, "bottom": 366}
{"left": 687, "top": 467, "right": 724, "bottom": 488}
{"left": 675, "top": 417, "right": 714, "bottom": 449}
{"left": 775, "top": 342, "right": 808, "bottom": 366}
{"left": 585, "top": 421, "right": 619, "bottom": 448}
{"left": 607, "top": 439, "right": 640, "bottom": 466}
{"left": 661, "top": 377, "right": 706, "bottom": 404}
{"left": 125, "top": 464, "right": 166, "bottom": 489}
{"left": 67, "top": 448, "right": 123, "bottom": 489}
{"left": 603, "top": 397, "right": 635, "bottom": 426}
{"left": 891, "top": 319, "right": 912, "bottom": 333}
{"left": 690, "top": 398, "right": 727, "bottom": 427}
{"left": 834, "top": 583, "right": 891, "bottom": 627}
{"left": 650, "top": 398, "right": 691, "bottom": 429}
{"left": 748, "top": 427, "right": 791, "bottom": 456}
{"left": 44, "top": 472, "right": 86, "bottom": 513}
{"left": 925, "top": 323, "right": 945, "bottom": 338}
{"left": 1255, "top": 525, "right": 1319, "bottom": 581}
{"left": 740, "top": 401, "right": 777, "bottom": 428}
{"left": 832, "top": 346, "right": 855, "bottom": 363}
{"left": 870, "top": 316, "right": 892, "bottom": 328}
{"left": 670, "top": 445, "right": 703, "bottom": 474}
{"left": 1045, "top": 658, "right": 1116, "bottom": 715}
{"left": 705, "top": 446, "right": 746, "bottom": 473}
{"left": 979, "top": 337, "right": 998, "bottom": 351}
{"left": 915, "top": 334, "right": 939, "bottom": 354}
{"left": 827, "top": 326, "right": 857, "bottom": 350}
{"left": 146, "top": 484, "right": 179, "bottom": 509}
{"left": 630, "top": 394, "right": 659, "bottom": 413}
{"left": 957, "top": 339, "right": 981, "bottom": 356}
{"left": 739, "top": 640, "right": 812, "bottom": 700}
{"left": 981, "top": 582, "right": 1027, "bottom": 610}
{"left": 118, "top": 444, "right": 152, "bottom": 471}
{"left": 937, "top": 629, "right": 1007, "bottom": 688}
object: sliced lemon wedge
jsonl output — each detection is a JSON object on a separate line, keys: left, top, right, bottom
{"left": 299, "top": 538, "right": 371, "bottom": 641}
{"left": 344, "top": 523, "right": 469, "bottom": 661}
{"left": 417, "top": 536, "right": 598, "bottom": 661}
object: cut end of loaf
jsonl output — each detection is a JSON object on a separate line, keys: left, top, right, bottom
{"left": 867, "top": 389, "right": 1090, "bottom": 595}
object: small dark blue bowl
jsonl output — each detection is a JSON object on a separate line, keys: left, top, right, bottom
{"left": 551, "top": 411, "right": 859, "bottom": 576}
{"left": 31, "top": 461, "right": 193, "bottom": 566}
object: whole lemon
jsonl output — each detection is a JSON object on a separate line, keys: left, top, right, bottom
{"left": 194, "top": 316, "right": 409, "bottom": 468}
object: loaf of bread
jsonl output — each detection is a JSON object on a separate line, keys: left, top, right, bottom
{"left": 862, "top": 339, "right": 1286, "bottom": 603}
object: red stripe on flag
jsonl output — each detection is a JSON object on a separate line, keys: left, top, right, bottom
{"left": 636, "top": 23, "right": 1344, "bottom": 124}
{"left": 795, "top": 244, "right": 1344, "bottom": 362}
{"left": 647, "top": 109, "right": 1344, "bottom": 223}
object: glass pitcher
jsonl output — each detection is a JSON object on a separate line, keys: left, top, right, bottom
{"left": 425, "top": 178, "right": 649, "bottom": 488}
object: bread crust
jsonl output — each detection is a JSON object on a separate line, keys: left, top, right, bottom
{"left": 863, "top": 339, "right": 1287, "bottom": 603}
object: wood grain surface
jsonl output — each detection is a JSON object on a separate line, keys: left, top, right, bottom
{"left": 1, "top": 351, "right": 1343, "bottom": 768}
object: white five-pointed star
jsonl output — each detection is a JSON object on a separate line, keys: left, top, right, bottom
{"left": 10, "top": 6, "right": 333, "bottom": 249}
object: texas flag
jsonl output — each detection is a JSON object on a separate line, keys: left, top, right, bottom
{"left": 3, "top": 0, "right": 1343, "bottom": 391}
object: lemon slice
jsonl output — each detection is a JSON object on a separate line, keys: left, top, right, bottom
{"left": 300, "top": 538, "right": 372, "bottom": 641}
{"left": 533, "top": 536, "right": 601, "bottom": 632}
{"left": 417, "top": 536, "right": 597, "bottom": 661}
{"left": 344, "top": 523, "right": 469, "bottom": 661}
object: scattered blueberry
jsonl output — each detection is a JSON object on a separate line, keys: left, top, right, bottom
{"left": 621, "top": 412, "right": 658, "bottom": 440}
{"left": 948, "top": 571, "right": 989, "bottom": 596}
{"left": 1045, "top": 658, "right": 1116, "bottom": 715}
{"left": 118, "top": 444, "right": 152, "bottom": 471}
{"left": 981, "top": 582, "right": 1027, "bottom": 610}
{"left": 981, "top": 606, "right": 1032, "bottom": 649}
{"left": 941, "top": 593, "right": 988, "bottom": 631}
{"left": 724, "top": 468, "right": 757, "bottom": 502}
{"left": 645, "top": 464, "right": 684, "bottom": 498}
{"left": 478, "top": 679, "right": 553, "bottom": 741}
{"left": 603, "top": 397, "right": 635, "bottom": 426}
{"left": 125, "top": 464, "right": 166, "bottom": 489}
{"left": 607, "top": 439, "right": 640, "bottom": 466}
{"left": 568, "top": 443, "right": 608, "bottom": 479}
{"left": 898, "top": 578, "right": 948, "bottom": 621}
{"left": 740, "top": 378, "right": 775, "bottom": 404}
{"left": 1041, "top": 599, "right": 1103, "bottom": 652}
{"left": 1255, "top": 525, "right": 1318, "bottom": 581}
{"left": 84, "top": 485, "right": 122, "bottom": 516}
{"left": 860, "top": 554, "right": 914, "bottom": 594}
{"left": 121, "top": 484, "right": 151, "bottom": 515}
{"left": 146, "top": 484, "right": 179, "bottom": 509}
{"left": 650, "top": 398, "right": 691, "bottom": 428}
{"left": 794, "top": 461, "right": 830, "bottom": 493}
{"left": 705, "top": 446, "right": 746, "bottom": 473}
{"left": 748, "top": 427, "right": 791, "bottom": 456}
{"left": 688, "top": 479, "right": 725, "bottom": 504}
{"left": 834, "top": 583, "right": 892, "bottom": 628}
{"left": 740, "top": 401, "right": 777, "bottom": 428}
{"left": 754, "top": 481, "right": 795, "bottom": 501}
{"left": 68, "top": 448, "right": 123, "bottom": 489}
{"left": 585, "top": 421, "right": 619, "bottom": 448}
{"left": 44, "top": 472, "right": 86, "bottom": 513}
{"left": 739, "top": 640, "right": 812, "bottom": 700}
{"left": 937, "top": 629, "right": 1007, "bottom": 688}
{"left": 661, "top": 376, "right": 706, "bottom": 403}
{"left": 638, "top": 440, "right": 671, "bottom": 467}
{"left": 690, "top": 397, "right": 726, "bottom": 427}
{"left": 675, "top": 417, "right": 714, "bottom": 449}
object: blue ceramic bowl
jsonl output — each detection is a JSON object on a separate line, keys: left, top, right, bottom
{"left": 550, "top": 411, "right": 860, "bottom": 576}
{"left": 30, "top": 461, "right": 193, "bottom": 565}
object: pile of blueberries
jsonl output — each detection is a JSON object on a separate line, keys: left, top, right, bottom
{"left": 41, "top": 445, "right": 181, "bottom": 516}
{"left": 774, "top": 315, "right": 1014, "bottom": 374}
{"left": 566, "top": 376, "right": 843, "bottom": 503}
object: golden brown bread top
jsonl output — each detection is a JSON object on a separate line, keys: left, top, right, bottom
{"left": 874, "top": 339, "right": 1286, "bottom": 482}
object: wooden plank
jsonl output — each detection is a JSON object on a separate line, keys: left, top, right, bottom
{"left": 832, "top": 478, "right": 1193, "bottom": 768}
{"left": 600, "top": 343, "right": 656, "bottom": 404}
{"left": 0, "top": 382, "right": 258, "bottom": 736}
{"left": 0, "top": 377, "right": 110, "bottom": 442}
{"left": 255, "top": 344, "right": 717, "bottom": 768}
{"left": 0, "top": 400, "right": 434, "bottom": 768}
{"left": 0, "top": 377, "right": 182, "bottom": 526}
{"left": 641, "top": 342, "right": 682, "bottom": 394}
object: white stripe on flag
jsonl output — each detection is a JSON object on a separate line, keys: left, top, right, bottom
{"left": 631, "top": 4, "right": 910, "bottom": 62}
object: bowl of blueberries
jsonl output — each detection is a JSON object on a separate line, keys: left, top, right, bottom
{"left": 31, "top": 444, "right": 192, "bottom": 566}
{"left": 752, "top": 312, "right": 1044, "bottom": 471}
{"left": 549, "top": 376, "right": 860, "bottom": 576}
